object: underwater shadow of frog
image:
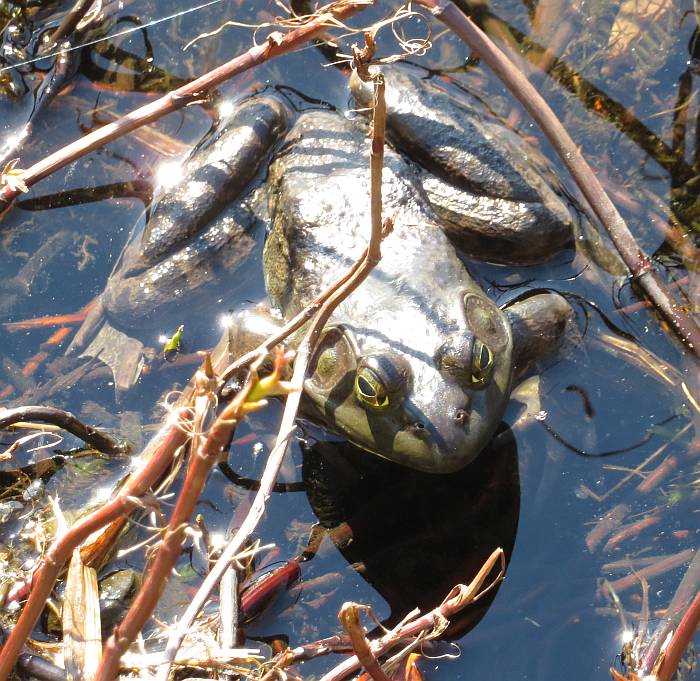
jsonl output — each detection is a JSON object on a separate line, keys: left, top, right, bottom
{"left": 300, "top": 427, "right": 520, "bottom": 639}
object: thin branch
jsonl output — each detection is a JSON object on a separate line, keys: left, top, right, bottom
{"left": 0, "top": 0, "right": 374, "bottom": 215}
{"left": 259, "top": 548, "right": 506, "bottom": 681}
{"left": 339, "top": 604, "right": 391, "bottom": 681}
{"left": 0, "top": 408, "right": 192, "bottom": 678}
{"left": 94, "top": 353, "right": 290, "bottom": 680}
{"left": 319, "top": 548, "right": 505, "bottom": 681}
{"left": 638, "top": 548, "right": 700, "bottom": 680}
{"left": 414, "top": 0, "right": 700, "bottom": 359}
{"left": 0, "top": 405, "right": 125, "bottom": 455}
{"left": 655, "top": 591, "right": 700, "bottom": 681}
{"left": 48, "top": 0, "right": 95, "bottom": 48}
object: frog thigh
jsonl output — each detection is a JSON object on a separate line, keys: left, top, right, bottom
{"left": 422, "top": 173, "right": 574, "bottom": 265}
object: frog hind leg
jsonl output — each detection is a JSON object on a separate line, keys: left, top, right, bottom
{"left": 66, "top": 296, "right": 107, "bottom": 355}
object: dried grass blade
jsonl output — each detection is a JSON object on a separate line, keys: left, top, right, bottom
{"left": 63, "top": 548, "right": 101, "bottom": 681}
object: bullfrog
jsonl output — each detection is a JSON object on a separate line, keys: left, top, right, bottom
{"left": 263, "top": 108, "right": 572, "bottom": 473}
{"left": 71, "top": 66, "right": 576, "bottom": 472}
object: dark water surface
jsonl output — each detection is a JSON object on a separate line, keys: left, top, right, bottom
{"left": 0, "top": 1, "right": 698, "bottom": 680}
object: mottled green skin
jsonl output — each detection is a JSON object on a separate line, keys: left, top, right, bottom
{"left": 265, "top": 112, "right": 515, "bottom": 473}
{"left": 351, "top": 66, "right": 574, "bottom": 265}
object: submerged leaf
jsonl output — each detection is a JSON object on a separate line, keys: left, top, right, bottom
{"left": 608, "top": 0, "right": 672, "bottom": 58}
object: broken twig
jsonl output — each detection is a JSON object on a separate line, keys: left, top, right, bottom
{"left": 0, "top": 405, "right": 124, "bottom": 455}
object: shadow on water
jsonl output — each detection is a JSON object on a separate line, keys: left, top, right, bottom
{"left": 301, "top": 429, "right": 520, "bottom": 638}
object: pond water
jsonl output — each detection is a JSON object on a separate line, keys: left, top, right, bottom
{"left": 0, "top": 1, "right": 698, "bottom": 680}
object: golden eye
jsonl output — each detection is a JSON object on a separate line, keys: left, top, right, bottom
{"left": 355, "top": 367, "right": 390, "bottom": 409}
{"left": 471, "top": 339, "right": 494, "bottom": 386}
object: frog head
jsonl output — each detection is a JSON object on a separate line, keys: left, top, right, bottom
{"left": 302, "top": 292, "right": 513, "bottom": 473}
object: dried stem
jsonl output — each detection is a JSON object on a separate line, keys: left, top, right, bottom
{"left": 48, "top": 0, "right": 94, "bottom": 48}
{"left": 0, "top": 405, "right": 124, "bottom": 455}
{"left": 0, "top": 409, "right": 192, "bottom": 679}
{"left": 602, "top": 549, "right": 695, "bottom": 596}
{"left": 339, "top": 604, "right": 391, "bottom": 681}
{"left": 638, "top": 549, "right": 700, "bottom": 679}
{"left": 655, "top": 591, "right": 700, "bottom": 681}
{"left": 414, "top": 0, "right": 700, "bottom": 359}
{"left": 153, "top": 63, "right": 389, "bottom": 681}
{"left": 0, "top": 0, "right": 373, "bottom": 214}
{"left": 93, "top": 354, "right": 279, "bottom": 680}
{"left": 259, "top": 550, "right": 504, "bottom": 680}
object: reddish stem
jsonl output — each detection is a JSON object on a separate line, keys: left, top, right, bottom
{"left": 0, "top": 0, "right": 373, "bottom": 212}
{"left": 93, "top": 367, "right": 257, "bottom": 680}
{"left": 655, "top": 590, "right": 700, "bottom": 681}
{"left": 0, "top": 412, "right": 190, "bottom": 679}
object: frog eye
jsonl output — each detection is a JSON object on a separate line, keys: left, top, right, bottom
{"left": 464, "top": 293, "right": 509, "bottom": 351}
{"left": 471, "top": 339, "right": 494, "bottom": 386}
{"left": 353, "top": 353, "right": 409, "bottom": 410}
{"left": 355, "top": 367, "right": 390, "bottom": 409}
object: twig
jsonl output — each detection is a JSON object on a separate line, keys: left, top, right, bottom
{"left": 602, "top": 514, "right": 660, "bottom": 553}
{"left": 585, "top": 503, "right": 630, "bottom": 552}
{"left": 48, "top": 0, "right": 95, "bottom": 49}
{"left": 0, "top": 0, "right": 373, "bottom": 215}
{"left": 601, "top": 549, "right": 695, "bottom": 596}
{"left": 217, "top": 240, "right": 369, "bottom": 388}
{"left": 338, "top": 604, "right": 391, "bottom": 681}
{"left": 153, "top": 60, "right": 390, "bottom": 681}
{"left": 316, "top": 548, "right": 506, "bottom": 681}
{"left": 94, "top": 353, "right": 293, "bottom": 680}
{"left": 0, "top": 408, "right": 192, "bottom": 678}
{"left": 579, "top": 421, "right": 693, "bottom": 503}
{"left": 638, "top": 549, "right": 700, "bottom": 679}
{"left": 260, "top": 550, "right": 505, "bottom": 680}
{"left": 414, "top": 0, "right": 700, "bottom": 359}
{"left": 0, "top": 405, "right": 124, "bottom": 455}
{"left": 654, "top": 591, "right": 700, "bottom": 681}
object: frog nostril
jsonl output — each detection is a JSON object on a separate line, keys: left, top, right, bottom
{"left": 455, "top": 408, "right": 469, "bottom": 426}
{"left": 409, "top": 421, "right": 428, "bottom": 438}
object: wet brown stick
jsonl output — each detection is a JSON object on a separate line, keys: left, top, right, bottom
{"left": 0, "top": 0, "right": 374, "bottom": 215}
{"left": 48, "top": 0, "right": 95, "bottom": 48}
{"left": 602, "top": 549, "right": 695, "bottom": 595}
{"left": 316, "top": 548, "right": 506, "bottom": 681}
{"left": 0, "top": 405, "right": 124, "bottom": 454}
{"left": 638, "top": 548, "right": 700, "bottom": 679}
{"left": 654, "top": 591, "right": 700, "bottom": 681}
{"left": 94, "top": 355, "right": 283, "bottom": 680}
{"left": 259, "top": 548, "right": 504, "bottom": 681}
{"left": 339, "top": 604, "right": 391, "bottom": 681}
{"left": 415, "top": 0, "right": 700, "bottom": 359}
